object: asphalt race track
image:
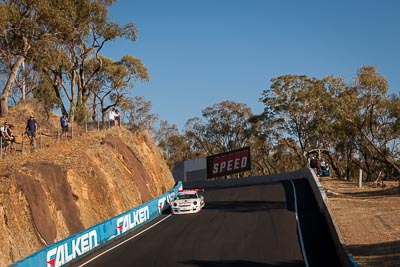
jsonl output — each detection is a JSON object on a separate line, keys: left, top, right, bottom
{"left": 71, "top": 179, "right": 341, "bottom": 267}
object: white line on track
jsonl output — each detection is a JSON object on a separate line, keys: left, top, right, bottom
{"left": 290, "top": 180, "right": 310, "bottom": 267}
{"left": 76, "top": 214, "right": 172, "bottom": 267}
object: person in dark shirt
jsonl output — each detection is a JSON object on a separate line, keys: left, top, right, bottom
{"left": 60, "top": 113, "right": 69, "bottom": 139}
{"left": 26, "top": 115, "right": 38, "bottom": 146}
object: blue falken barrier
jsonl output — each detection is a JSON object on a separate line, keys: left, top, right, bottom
{"left": 10, "top": 182, "right": 182, "bottom": 267}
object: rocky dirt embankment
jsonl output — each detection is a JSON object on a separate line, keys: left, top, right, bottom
{"left": 0, "top": 127, "right": 175, "bottom": 266}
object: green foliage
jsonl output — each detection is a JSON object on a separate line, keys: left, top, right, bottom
{"left": 185, "top": 101, "right": 254, "bottom": 156}
{"left": 74, "top": 103, "right": 87, "bottom": 124}
{"left": 256, "top": 66, "right": 400, "bottom": 180}
{"left": 0, "top": 0, "right": 145, "bottom": 123}
{"left": 158, "top": 66, "right": 399, "bottom": 180}
{"left": 123, "top": 96, "right": 158, "bottom": 133}
{"left": 1, "top": 1, "right": 398, "bottom": 181}
{"left": 32, "top": 76, "right": 62, "bottom": 120}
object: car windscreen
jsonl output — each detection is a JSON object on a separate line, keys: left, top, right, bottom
{"left": 177, "top": 194, "right": 197, "bottom": 200}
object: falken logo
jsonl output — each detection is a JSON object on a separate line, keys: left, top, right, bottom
{"left": 158, "top": 197, "right": 167, "bottom": 213}
{"left": 46, "top": 230, "right": 98, "bottom": 267}
{"left": 116, "top": 206, "right": 150, "bottom": 235}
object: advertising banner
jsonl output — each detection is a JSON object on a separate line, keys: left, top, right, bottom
{"left": 206, "top": 147, "right": 251, "bottom": 179}
{"left": 10, "top": 182, "right": 182, "bottom": 267}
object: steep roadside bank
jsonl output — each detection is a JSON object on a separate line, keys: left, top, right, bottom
{"left": 0, "top": 127, "right": 175, "bottom": 266}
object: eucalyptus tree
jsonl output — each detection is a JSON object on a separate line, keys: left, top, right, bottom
{"left": 120, "top": 95, "right": 158, "bottom": 133}
{"left": 246, "top": 114, "right": 276, "bottom": 174}
{"left": 184, "top": 101, "right": 254, "bottom": 156}
{"left": 23, "top": 0, "right": 141, "bottom": 123}
{"left": 260, "top": 75, "right": 334, "bottom": 167}
{"left": 317, "top": 76, "right": 355, "bottom": 179}
{"left": 335, "top": 66, "right": 400, "bottom": 180}
{"left": 32, "top": 73, "right": 62, "bottom": 120}
{"left": 0, "top": 0, "right": 54, "bottom": 115}
{"left": 154, "top": 120, "right": 198, "bottom": 168}
{"left": 87, "top": 55, "right": 149, "bottom": 127}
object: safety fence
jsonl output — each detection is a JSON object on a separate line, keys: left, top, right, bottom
{"left": 0, "top": 119, "right": 120, "bottom": 158}
{"left": 10, "top": 181, "right": 182, "bottom": 267}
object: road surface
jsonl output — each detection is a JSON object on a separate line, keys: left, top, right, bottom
{"left": 71, "top": 179, "right": 341, "bottom": 267}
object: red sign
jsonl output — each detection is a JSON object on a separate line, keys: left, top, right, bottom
{"left": 206, "top": 147, "right": 251, "bottom": 178}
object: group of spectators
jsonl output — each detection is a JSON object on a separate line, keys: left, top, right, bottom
{"left": 0, "top": 121, "right": 17, "bottom": 153}
{"left": 0, "top": 107, "right": 121, "bottom": 156}
{"left": 310, "top": 157, "right": 330, "bottom": 177}
{"left": 0, "top": 113, "right": 60, "bottom": 154}
{"left": 108, "top": 108, "right": 121, "bottom": 128}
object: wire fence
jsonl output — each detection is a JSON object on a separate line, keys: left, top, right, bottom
{"left": 0, "top": 118, "right": 119, "bottom": 158}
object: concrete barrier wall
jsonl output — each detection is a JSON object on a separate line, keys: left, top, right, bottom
{"left": 183, "top": 168, "right": 358, "bottom": 267}
{"left": 9, "top": 182, "right": 183, "bottom": 267}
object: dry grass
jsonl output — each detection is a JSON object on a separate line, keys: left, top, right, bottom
{"left": 320, "top": 178, "right": 400, "bottom": 267}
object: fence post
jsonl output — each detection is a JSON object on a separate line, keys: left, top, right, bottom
{"left": 85, "top": 114, "right": 88, "bottom": 134}
{"left": 97, "top": 113, "right": 99, "bottom": 131}
{"left": 39, "top": 127, "right": 42, "bottom": 149}
{"left": 21, "top": 133, "right": 24, "bottom": 154}
{"left": 358, "top": 169, "right": 363, "bottom": 188}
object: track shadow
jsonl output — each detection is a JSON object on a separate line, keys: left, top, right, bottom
{"left": 344, "top": 187, "right": 400, "bottom": 199}
{"left": 203, "top": 200, "right": 287, "bottom": 213}
{"left": 179, "top": 259, "right": 305, "bottom": 267}
{"left": 348, "top": 240, "right": 400, "bottom": 267}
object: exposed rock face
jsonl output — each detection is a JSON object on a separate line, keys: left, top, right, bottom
{"left": 0, "top": 128, "right": 175, "bottom": 266}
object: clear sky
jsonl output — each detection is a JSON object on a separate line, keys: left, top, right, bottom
{"left": 103, "top": 0, "right": 400, "bottom": 131}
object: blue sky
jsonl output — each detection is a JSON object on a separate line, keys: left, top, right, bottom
{"left": 104, "top": 0, "right": 400, "bottom": 131}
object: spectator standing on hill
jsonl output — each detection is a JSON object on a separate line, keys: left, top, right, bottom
{"left": 1, "top": 122, "right": 11, "bottom": 140}
{"left": 6, "top": 123, "right": 16, "bottom": 143}
{"left": 114, "top": 109, "right": 121, "bottom": 127}
{"left": 26, "top": 115, "right": 38, "bottom": 147}
{"left": 0, "top": 122, "right": 11, "bottom": 153}
{"left": 5, "top": 123, "right": 16, "bottom": 153}
{"left": 60, "top": 113, "right": 69, "bottom": 139}
{"left": 109, "top": 108, "right": 116, "bottom": 128}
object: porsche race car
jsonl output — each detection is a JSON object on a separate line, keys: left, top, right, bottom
{"left": 171, "top": 189, "right": 205, "bottom": 214}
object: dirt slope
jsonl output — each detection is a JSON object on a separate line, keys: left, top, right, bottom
{"left": 0, "top": 111, "right": 175, "bottom": 266}
{"left": 320, "top": 178, "right": 400, "bottom": 267}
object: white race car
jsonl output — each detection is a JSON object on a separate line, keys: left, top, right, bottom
{"left": 171, "top": 189, "right": 205, "bottom": 214}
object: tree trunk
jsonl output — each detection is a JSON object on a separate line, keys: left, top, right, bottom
{"left": 0, "top": 55, "right": 26, "bottom": 115}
